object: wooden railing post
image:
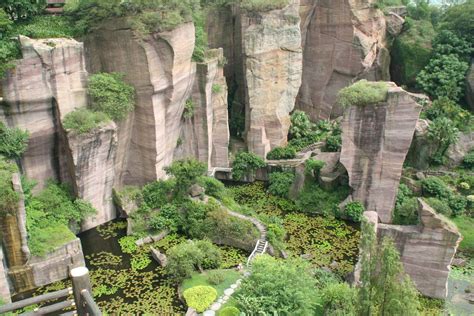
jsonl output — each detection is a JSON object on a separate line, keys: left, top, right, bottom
{"left": 70, "top": 267, "right": 92, "bottom": 316}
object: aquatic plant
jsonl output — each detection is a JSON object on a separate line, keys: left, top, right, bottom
{"left": 86, "top": 251, "right": 121, "bottom": 267}
{"left": 119, "top": 236, "right": 138, "bottom": 254}
{"left": 96, "top": 221, "right": 127, "bottom": 239}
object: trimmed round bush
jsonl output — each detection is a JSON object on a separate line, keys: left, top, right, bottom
{"left": 183, "top": 286, "right": 217, "bottom": 313}
{"left": 266, "top": 146, "right": 297, "bottom": 160}
{"left": 421, "top": 177, "right": 452, "bottom": 199}
{"left": 218, "top": 306, "right": 240, "bottom": 316}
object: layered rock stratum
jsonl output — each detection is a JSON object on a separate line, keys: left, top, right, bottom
{"left": 340, "top": 83, "right": 423, "bottom": 223}
{"left": 298, "top": 0, "right": 389, "bottom": 120}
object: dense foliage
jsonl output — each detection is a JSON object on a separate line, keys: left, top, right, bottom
{"left": 231, "top": 151, "right": 266, "bottom": 180}
{"left": 344, "top": 201, "right": 365, "bottom": 223}
{"left": 266, "top": 146, "right": 296, "bottom": 160}
{"left": 337, "top": 80, "right": 388, "bottom": 108}
{"left": 26, "top": 182, "right": 96, "bottom": 256}
{"left": 427, "top": 117, "right": 459, "bottom": 164}
{"left": 0, "top": 157, "right": 19, "bottom": 216}
{"left": 0, "top": 121, "right": 29, "bottom": 159}
{"left": 88, "top": 73, "right": 135, "bottom": 121}
{"left": 63, "top": 108, "right": 110, "bottom": 134}
{"left": 267, "top": 171, "right": 295, "bottom": 198}
{"left": 236, "top": 255, "right": 318, "bottom": 315}
{"left": 183, "top": 285, "right": 217, "bottom": 313}
{"left": 393, "top": 184, "right": 419, "bottom": 225}
{"left": 1, "top": 0, "right": 46, "bottom": 21}
{"left": 164, "top": 158, "right": 207, "bottom": 197}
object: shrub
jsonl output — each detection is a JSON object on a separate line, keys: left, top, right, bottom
{"left": 212, "top": 84, "right": 222, "bottom": 94}
{"left": 417, "top": 54, "right": 469, "bottom": 101}
{"left": 268, "top": 171, "right": 295, "bottom": 198}
{"left": 149, "top": 203, "right": 182, "bottom": 232}
{"left": 14, "top": 15, "right": 78, "bottom": 38}
{"left": 304, "top": 158, "right": 325, "bottom": 176}
{"left": 197, "top": 176, "right": 225, "bottom": 199}
{"left": 142, "top": 179, "right": 175, "bottom": 209}
{"left": 439, "top": 0, "right": 474, "bottom": 44}
{"left": 393, "top": 197, "right": 419, "bottom": 225}
{"left": 183, "top": 286, "right": 217, "bottom": 313}
{"left": 289, "top": 110, "right": 313, "bottom": 139}
{"left": 183, "top": 99, "right": 195, "bottom": 119}
{"left": 296, "top": 181, "right": 350, "bottom": 216}
{"left": 207, "top": 270, "right": 225, "bottom": 285}
{"left": 325, "top": 134, "right": 341, "bottom": 152}
{"left": 164, "top": 159, "right": 207, "bottom": 197}
{"left": 218, "top": 306, "right": 240, "bottom": 316}
{"left": 344, "top": 201, "right": 365, "bottom": 222}
{"left": 88, "top": 73, "right": 135, "bottom": 121}
{"left": 463, "top": 151, "right": 474, "bottom": 169}
{"left": 231, "top": 151, "right": 266, "bottom": 180}
{"left": 1, "top": 0, "right": 46, "bottom": 21}
{"left": 431, "top": 30, "right": 472, "bottom": 61}
{"left": 448, "top": 195, "right": 467, "bottom": 217}
{"left": 266, "top": 146, "right": 296, "bottom": 160}
{"left": 0, "top": 157, "right": 19, "bottom": 216}
{"left": 0, "top": 122, "right": 29, "bottom": 159}
{"left": 337, "top": 80, "right": 388, "bottom": 108}
{"left": 421, "top": 177, "right": 452, "bottom": 199}
{"left": 63, "top": 108, "right": 110, "bottom": 134}
{"left": 424, "top": 97, "right": 472, "bottom": 131}
{"left": 425, "top": 197, "right": 452, "bottom": 216}
{"left": 239, "top": 0, "right": 290, "bottom": 12}
{"left": 427, "top": 117, "right": 459, "bottom": 165}
{"left": 321, "top": 283, "right": 357, "bottom": 316}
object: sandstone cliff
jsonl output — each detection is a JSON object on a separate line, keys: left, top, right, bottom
{"left": 297, "top": 0, "right": 389, "bottom": 120}
{"left": 207, "top": 1, "right": 302, "bottom": 158}
{"left": 340, "top": 83, "right": 422, "bottom": 223}
{"left": 64, "top": 122, "right": 118, "bottom": 230}
{"left": 1, "top": 36, "right": 88, "bottom": 189}
{"left": 378, "top": 200, "right": 461, "bottom": 298}
{"left": 174, "top": 49, "right": 230, "bottom": 168}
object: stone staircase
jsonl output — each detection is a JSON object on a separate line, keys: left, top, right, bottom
{"left": 246, "top": 239, "right": 268, "bottom": 266}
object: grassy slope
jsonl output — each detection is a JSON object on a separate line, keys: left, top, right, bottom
{"left": 181, "top": 269, "right": 241, "bottom": 297}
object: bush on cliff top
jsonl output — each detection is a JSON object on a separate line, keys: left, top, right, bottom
{"left": 239, "top": 0, "right": 290, "bottom": 12}
{"left": 0, "top": 121, "right": 29, "bottom": 159}
{"left": 88, "top": 72, "right": 135, "bottom": 121}
{"left": 63, "top": 108, "right": 110, "bottom": 134}
{"left": 337, "top": 80, "right": 389, "bottom": 108}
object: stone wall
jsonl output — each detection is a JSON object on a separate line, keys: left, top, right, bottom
{"left": 340, "top": 83, "right": 422, "bottom": 223}
{"left": 297, "top": 0, "right": 389, "bottom": 120}
{"left": 360, "top": 199, "right": 462, "bottom": 299}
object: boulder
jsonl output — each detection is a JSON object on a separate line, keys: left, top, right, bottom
{"left": 386, "top": 13, "right": 405, "bottom": 37}
{"left": 340, "top": 83, "right": 422, "bottom": 223}
{"left": 377, "top": 199, "right": 462, "bottom": 299}
{"left": 150, "top": 247, "right": 167, "bottom": 267}
{"left": 446, "top": 131, "right": 474, "bottom": 167}
{"left": 406, "top": 119, "right": 433, "bottom": 170}
{"left": 297, "top": 0, "right": 389, "bottom": 120}
{"left": 189, "top": 184, "right": 205, "bottom": 197}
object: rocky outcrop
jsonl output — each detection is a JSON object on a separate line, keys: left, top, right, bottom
{"left": 466, "top": 61, "right": 474, "bottom": 111}
{"left": 240, "top": 2, "right": 302, "bottom": 157}
{"left": 378, "top": 200, "right": 462, "bottom": 299}
{"left": 85, "top": 20, "right": 196, "bottom": 185}
{"left": 406, "top": 119, "right": 433, "bottom": 170}
{"left": 207, "top": 2, "right": 302, "bottom": 158}
{"left": 297, "top": 0, "right": 389, "bottom": 120}
{"left": 1, "top": 36, "right": 88, "bottom": 189}
{"left": 340, "top": 83, "right": 422, "bottom": 223}
{"left": 446, "top": 131, "right": 474, "bottom": 167}
{"left": 174, "top": 49, "right": 230, "bottom": 168}
{"left": 64, "top": 122, "right": 118, "bottom": 231}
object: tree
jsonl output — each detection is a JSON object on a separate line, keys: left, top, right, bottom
{"left": 268, "top": 171, "right": 295, "bottom": 198}
{"left": 290, "top": 110, "right": 313, "bottom": 139}
{"left": 236, "top": 255, "right": 318, "bottom": 315}
{"left": 1, "top": 0, "right": 46, "bottom": 21}
{"left": 417, "top": 54, "right": 469, "bottom": 101}
{"left": 0, "top": 9, "right": 12, "bottom": 38}
{"left": 358, "top": 219, "right": 420, "bottom": 315}
{"left": 427, "top": 117, "right": 459, "bottom": 164}
{"left": 432, "top": 30, "right": 473, "bottom": 61}
{"left": 164, "top": 159, "right": 207, "bottom": 197}
{"left": 0, "top": 122, "right": 29, "bottom": 159}
{"left": 439, "top": 0, "right": 474, "bottom": 45}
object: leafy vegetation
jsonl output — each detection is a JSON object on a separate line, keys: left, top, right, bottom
{"left": 463, "top": 151, "right": 474, "bottom": 169}
{"left": 231, "top": 151, "right": 266, "bottom": 180}
{"left": 344, "top": 201, "right": 365, "bottom": 223}
{"left": 236, "top": 255, "right": 318, "bottom": 315}
{"left": 0, "top": 121, "right": 29, "bottom": 159}
{"left": 295, "top": 180, "right": 350, "bottom": 217}
{"left": 393, "top": 184, "right": 419, "bottom": 225}
{"left": 0, "top": 157, "right": 19, "bottom": 216}
{"left": 14, "top": 15, "right": 78, "bottom": 38}
{"left": 183, "top": 285, "right": 217, "bottom": 313}
{"left": 239, "top": 0, "right": 290, "bottom": 12}
{"left": 164, "top": 158, "right": 207, "bottom": 197}
{"left": 26, "top": 182, "right": 96, "bottom": 256}
{"left": 266, "top": 146, "right": 296, "bottom": 160}
{"left": 267, "top": 171, "right": 295, "bottom": 198}
{"left": 63, "top": 108, "right": 110, "bottom": 134}
{"left": 304, "top": 158, "right": 325, "bottom": 177}
{"left": 423, "top": 97, "right": 472, "bottom": 132}
{"left": 181, "top": 269, "right": 240, "bottom": 297}
{"left": 88, "top": 73, "right": 135, "bottom": 121}
{"left": 427, "top": 117, "right": 459, "bottom": 165}
{"left": 337, "top": 80, "right": 388, "bottom": 108}
{"left": 1, "top": 0, "right": 46, "bottom": 21}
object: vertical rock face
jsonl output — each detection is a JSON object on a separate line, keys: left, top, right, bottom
{"left": 85, "top": 21, "right": 196, "bottom": 185}
{"left": 1, "top": 37, "right": 88, "bottom": 189}
{"left": 297, "top": 0, "right": 389, "bottom": 120}
{"left": 340, "top": 83, "right": 422, "bottom": 223}
{"left": 378, "top": 200, "right": 462, "bottom": 299}
{"left": 64, "top": 122, "right": 118, "bottom": 231}
{"left": 0, "top": 248, "right": 11, "bottom": 303}
{"left": 240, "top": 1, "right": 303, "bottom": 157}
{"left": 175, "top": 49, "right": 230, "bottom": 168}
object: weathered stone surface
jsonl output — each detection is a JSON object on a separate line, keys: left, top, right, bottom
{"left": 29, "top": 238, "right": 85, "bottom": 288}
{"left": 65, "top": 122, "right": 118, "bottom": 231}
{"left": 340, "top": 83, "right": 422, "bottom": 223}
{"left": 446, "top": 131, "right": 474, "bottom": 168}
{"left": 0, "top": 248, "right": 11, "bottom": 303}
{"left": 406, "top": 119, "right": 432, "bottom": 170}
{"left": 186, "top": 308, "right": 198, "bottom": 316}
{"left": 1, "top": 36, "right": 88, "bottom": 189}
{"left": 466, "top": 61, "right": 474, "bottom": 111}
{"left": 297, "top": 0, "right": 389, "bottom": 120}
{"left": 85, "top": 21, "right": 195, "bottom": 185}
{"left": 150, "top": 247, "right": 167, "bottom": 267}
{"left": 240, "top": 1, "right": 302, "bottom": 157}
{"left": 378, "top": 199, "right": 462, "bottom": 299}
{"left": 386, "top": 13, "right": 405, "bottom": 37}
{"left": 174, "top": 49, "right": 230, "bottom": 168}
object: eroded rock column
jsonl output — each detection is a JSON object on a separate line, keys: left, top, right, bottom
{"left": 340, "top": 83, "right": 422, "bottom": 223}
{"left": 298, "top": 0, "right": 389, "bottom": 120}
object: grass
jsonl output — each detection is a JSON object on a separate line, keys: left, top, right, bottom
{"left": 63, "top": 108, "right": 110, "bottom": 134}
{"left": 451, "top": 216, "right": 474, "bottom": 254}
{"left": 337, "top": 80, "right": 389, "bottom": 108}
{"left": 181, "top": 269, "right": 241, "bottom": 297}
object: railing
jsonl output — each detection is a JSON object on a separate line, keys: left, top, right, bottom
{"left": 0, "top": 267, "right": 101, "bottom": 316}
{"left": 246, "top": 240, "right": 268, "bottom": 266}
